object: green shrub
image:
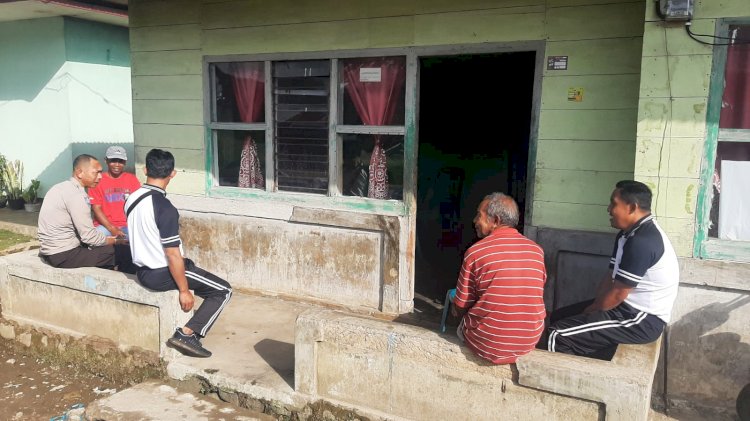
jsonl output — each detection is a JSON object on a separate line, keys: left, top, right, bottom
{"left": 1, "top": 160, "right": 23, "bottom": 201}
{"left": 22, "top": 179, "right": 41, "bottom": 204}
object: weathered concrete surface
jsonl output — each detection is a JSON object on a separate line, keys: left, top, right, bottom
{"left": 167, "top": 293, "right": 404, "bottom": 420}
{"left": 166, "top": 292, "right": 314, "bottom": 409}
{"left": 663, "top": 284, "right": 750, "bottom": 416}
{"left": 296, "top": 309, "right": 606, "bottom": 421}
{"left": 517, "top": 340, "right": 661, "bottom": 421}
{"left": 180, "top": 212, "right": 380, "bottom": 310}
{"left": 0, "top": 250, "right": 192, "bottom": 358}
{"left": 84, "top": 381, "right": 273, "bottom": 420}
{"left": 3, "top": 273, "right": 159, "bottom": 351}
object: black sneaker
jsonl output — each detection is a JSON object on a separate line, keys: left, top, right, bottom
{"left": 166, "top": 328, "right": 212, "bottom": 358}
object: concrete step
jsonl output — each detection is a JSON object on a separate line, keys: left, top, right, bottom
{"left": 166, "top": 292, "right": 318, "bottom": 410}
{"left": 79, "top": 381, "right": 275, "bottom": 420}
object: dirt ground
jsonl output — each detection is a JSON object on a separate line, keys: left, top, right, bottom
{"left": 0, "top": 339, "right": 131, "bottom": 420}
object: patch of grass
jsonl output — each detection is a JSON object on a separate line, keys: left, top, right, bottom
{"left": 0, "top": 229, "right": 32, "bottom": 250}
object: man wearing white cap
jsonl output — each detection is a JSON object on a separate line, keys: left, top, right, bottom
{"left": 90, "top": 146, "right": 141, "bottom": 238}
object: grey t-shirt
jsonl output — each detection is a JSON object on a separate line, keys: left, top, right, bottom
{"left": 38, "top": 177, "right": 108, "bottom": 255}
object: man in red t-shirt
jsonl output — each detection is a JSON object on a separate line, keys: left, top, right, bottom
{"left": 451, "top": 192, "right": 547, "bottom": 364}
{"left": 89, "top": 146, "right": 141, "bottom": 238}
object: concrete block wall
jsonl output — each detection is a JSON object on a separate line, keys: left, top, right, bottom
{"left": 296, "top": 309, "right": 663, "bottom": 421}
{"left": 660, "top": 260, "right": 750, "bottom": 415}
{"left": 295, "top": 310, "right": 603, "bottom": 420}
{"left": 0, "top": 251, "right": 191, "bottom": 358}
{"left": 171, "top": 195, "right": 403, "bottom": 314}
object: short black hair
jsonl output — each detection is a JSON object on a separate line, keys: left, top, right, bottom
{"left": 145, "top": 149, "right": 175, "bottom": 179}
{"left": 615, "top": 180, "right": 652, "bottom": 211}
{"left": 73, "top": 154, "right": 97, "bottom": 170}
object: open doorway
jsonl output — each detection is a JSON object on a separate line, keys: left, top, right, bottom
{"left": 415, "top": 52, "right": 537, "bottom": 303}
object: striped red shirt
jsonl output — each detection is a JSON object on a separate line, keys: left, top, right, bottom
{"left": 453, "top": 227, "right": 547, "bottom": 364}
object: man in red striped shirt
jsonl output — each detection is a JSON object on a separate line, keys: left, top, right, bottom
{"left": 451, "top": 193, "right": 547, "bottom": 364}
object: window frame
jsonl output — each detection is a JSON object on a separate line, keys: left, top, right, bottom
{"left": 202, "top": 42, "right": 545, "bottom": 219}
{"left": 695, "top": 18, "right": 750, "bottom": 262}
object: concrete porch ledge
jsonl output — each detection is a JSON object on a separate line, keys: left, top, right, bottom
{"left": 295, "top": 309, "right": 661, "bottom": 421}
{"left": 0, "top": 250, "right": 191, "bottom": 358}
{"left": 516, "top": 338, "right": 662, "bottom": 421}
{"left": 296, "top": 310, "right": 601, "bottom": 420}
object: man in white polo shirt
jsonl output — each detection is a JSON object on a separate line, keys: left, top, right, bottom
{"left": 544, "top": 180, "right": 679, "bottom": 359}
{"left": 125, "top": 149, "right": 232, "bottom": 358}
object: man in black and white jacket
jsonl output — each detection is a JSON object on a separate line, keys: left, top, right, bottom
{"left": 544, "top": 180, "right": 679, "bottom": 359}
{"left": 125, "top": 149, "right": 232, "bottom": 358}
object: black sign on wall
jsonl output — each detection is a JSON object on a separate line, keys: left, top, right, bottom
{"left": 547, "top": 56, "right": 568, "bottom": 70}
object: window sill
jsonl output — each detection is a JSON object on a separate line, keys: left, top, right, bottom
{"left": 208, "top": 185, "right": 407, "bottom": 216}
{"left": 699, "top": 238, "right": 750, "bottom": 263}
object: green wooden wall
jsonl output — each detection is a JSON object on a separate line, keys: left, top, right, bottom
{"left": 129, "top": 0, "right": 646, "bottom": 232}
{"left": 635, "top": 1, "right": 750, "bottom": 257}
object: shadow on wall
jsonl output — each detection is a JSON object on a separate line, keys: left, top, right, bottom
{"left": 0, "top": 18, "right": 66, "bottom": 102}
{"left": 35, "top": 142, "right": 136, "bottom": 196}
{"left": 667, "top": 293, "right": 750, "bottom": 408}
{"left": 0, "top": 17, "right": 129, "bottom": 102}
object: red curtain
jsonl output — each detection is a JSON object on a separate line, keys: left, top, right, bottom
{"left": 230, "top": 62, "right": 265, "bottom": 189}
{"left": 720, "top": 25, "right": 750, "bottom": 129}
{"left": 343, "top": 57, "right": 406, "bottom": 199}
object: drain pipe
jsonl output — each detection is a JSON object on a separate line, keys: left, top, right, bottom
{"left": 40, "top": 0, "right": 127, "bottom": 18}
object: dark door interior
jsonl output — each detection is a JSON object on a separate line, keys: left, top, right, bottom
{"left": 415, "top": 52, "right": 537, "bottom": 303}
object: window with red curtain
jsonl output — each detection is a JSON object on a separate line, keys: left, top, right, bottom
{"left": 207, "top": 56, "right": 408, "bottom": 201}
{"left": 210, "top": 62, "right": 266, "bottom": 189}
{"left": 341, "top": 57, "right": 406, "bottom": 200}
{"left": 719, "top": 25, "right": 750, "bottom": 130}
{"left": 708, "top": 25, "right": 750, "bottom": 241}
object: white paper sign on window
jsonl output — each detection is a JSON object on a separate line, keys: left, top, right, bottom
{"left": 359, "top": 67, "right": 382, "bottom": 83}
{"left": 718, "top": 160, "right": 750, "bottom": 241}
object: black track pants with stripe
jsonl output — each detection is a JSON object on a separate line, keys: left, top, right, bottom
{"left": 137, "top": 258, "right": 232, "bottom": 338}
{"left": 545, "top": 299, "right": 664, "bottom": 359}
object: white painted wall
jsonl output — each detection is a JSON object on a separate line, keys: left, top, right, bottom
{"left": 0, "top": 66, "right": 71, "bottom": 196}
{"left": 0, "top": 61, "right": 132, "bottom": 196}
{"left": 66, "top": 61, "right": 134, "bottom": 172}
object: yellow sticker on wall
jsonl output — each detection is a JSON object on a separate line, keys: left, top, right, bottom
{"left": 568, "top": 87, "right": 584, "bottom": 102}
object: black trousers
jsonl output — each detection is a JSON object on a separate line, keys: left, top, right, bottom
{"left": 542, "top": 299, "right": 665, "bottom": 360}
{"left": 137, "top": 258, "right": 232, "bottom": 338}
{"left": 41, "top": 244, "right": 136, "bottom": 274}
{"left": 42, "top": 245, "right": 115, "bottom": 269}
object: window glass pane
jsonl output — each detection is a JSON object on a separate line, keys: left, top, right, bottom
{"left": 708, "top": 141, "right": 750, "bottom": 239}
{"left": 342, "top": 134, "right": 403, "bottom": 201}
{"left": 719, "top": 25, "right": 750, "bottom": 129}
{"left": 212, "top": 62, "right": 265, "bottom": 124}
{"left": 216, "top": 130, "right": 265, "bottom": 188}
{"left": 274, "top": 60, "right": 330, "bottom": 194}
{"left": 341, "top": 56, "right": 406, "bottom": 126}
